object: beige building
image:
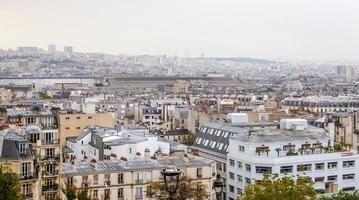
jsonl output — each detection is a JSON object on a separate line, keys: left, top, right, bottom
{"left": 58, "top": 111, "right": 116, "bottom": 146}
{"left": 61, "top": 154, "right": 216, "bottom": 200}
{"left": 0, "top": 88, "right": 12, "bottom": 103}
{"left": 0, "top": 133, "right": 39, "bottom": 200}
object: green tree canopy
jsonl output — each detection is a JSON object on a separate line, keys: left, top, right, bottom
{"left": 239, "top": 174, "right": 316, "bottom": 200}
{"left": 318, "top": 191, "right": 359, "bottom": 200}
{"left": 0, "top": 165, "right": 25, "bottom": 200}
{"left": 149, "top": 175, "right": 209, "bottom": 200}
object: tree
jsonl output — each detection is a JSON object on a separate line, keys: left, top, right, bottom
{"left": 0, "top": 165, "right": 25, "bottom": 200}
{"left": 61, "top": 185, "right": 77, "bottom": 200}
{"left": 318, "top": 191, "right": 359, "bottom": 200}
{"left": 239, "top": 174, "right": 316, "bottom": 200}
{"left": 323, "top": 191, "right": 359, "bottom": 199}
{"left": 149, "top": 176, "right": 209, "bottom": 200}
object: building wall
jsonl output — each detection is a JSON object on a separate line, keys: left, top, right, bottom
{"left": 61, "top": 163, "right": 216, "bottom": 200}
{"left": 58, "top": 112, "right": 116, "bottom": 146}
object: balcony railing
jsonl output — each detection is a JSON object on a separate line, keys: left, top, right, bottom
{"left": 19, "top": 172, "right": 38, "bottom": 181}
{"left": 135, "top": 179, "right": 143, "bottom": 184}
{"left": 41, "top": 139, "right": 59, "bottom": 145}
{"left": 24, "top": 193, "right": 33, "bottom": 199}
{"left": 41, "top": 154, "right": 60, "bottom": 161}
{"left": 42, "top": 170, "right": 59, "bottom": 176}
{"left": 42, "top": 184, "right": 59, "bottom": 192}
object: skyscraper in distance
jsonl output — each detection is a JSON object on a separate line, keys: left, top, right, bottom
{"left": 48, "top": 44, "right": 56, "bottom": 54}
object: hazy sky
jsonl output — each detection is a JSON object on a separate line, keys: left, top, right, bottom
{"left": 1, "top": 0, "right": 358, "bottom": 60}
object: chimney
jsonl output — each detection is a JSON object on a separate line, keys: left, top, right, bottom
{"left": 144, "top": 148, "right": 151, "bottom": 159}
{"left": 115, "top": 123, "right": 124, "bottom": 133}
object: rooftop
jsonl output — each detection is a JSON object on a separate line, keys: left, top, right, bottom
{"left": 62, "top": 154, "right": 214, "bottom": 176}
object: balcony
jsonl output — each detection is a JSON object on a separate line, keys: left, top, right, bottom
{"left": 19, "top": 172, "right": 38, "bottom": 181}
{"left": 41, "top": 154, "right": 60, "bottom": 161}
{"left": 42, "top": 170, "right": 59, "bottom": 177}
{"left": 135, "top": 179, "right": 143, "bottom": 184}
{"left": 135, "top": 194, "right": 143, "bottom": 199}
{"left": 42, "top": 184, "right": 59, "bottom": 192}
{"left": 41, "top": 139, "right": 59, "bottom": 145}
{"left": 24, "top": 193, "right": 33, "bottom": 199}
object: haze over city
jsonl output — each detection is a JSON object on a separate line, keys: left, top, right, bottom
{"left": 1, "top": 1, "right": 359, "bottom": 200}
{"left": 1, "top": 0, "right": 359, "bottom": 60}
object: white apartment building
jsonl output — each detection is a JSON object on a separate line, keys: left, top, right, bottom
{"left": 227, "top": 119, "right": 359, "bottom": 200}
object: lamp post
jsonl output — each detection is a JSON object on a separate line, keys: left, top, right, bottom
{"left": 213, "top": 174, "right": 224, "bottom": 200}
{"left": 161, "top": 166, "right": 182, "bottom": 200}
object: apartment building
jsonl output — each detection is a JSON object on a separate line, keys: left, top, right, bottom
{"left": 58, "top": 110, "right": 116, "bottom": 146}
{"left": 25, "top": 125, "right": 60, "bottom": 200}
{"left": 190, "top": 113, "right": 278, "bottom": 200}
{"left": 61, "top": 154, "right": 216, "bottom": 200}
{"left": 6, "top": 107, "right": 61, "bottom": 200}
{"left": 0, "top": 133, "right": 39, "bottom": 200}
{"left": 227, "top": 119, "right": 359, "bottom": 200}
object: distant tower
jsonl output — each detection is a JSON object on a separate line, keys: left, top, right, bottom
{"left": 336, "top": 65, "right": 354, "bottom": 81}
{"left": 48, "top": 44, "right": 56, "bottom": 54}
{"left": 64, "top": 46, "right": 74, "bottom": 54}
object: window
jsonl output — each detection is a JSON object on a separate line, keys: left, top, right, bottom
{"left": 245, "top": 164, "right": 251, "bottom": 172}
{"left": 104, "top": 174, "right": 110, "bottom": 185}
{"left": 19, "top": 143, "right": 26, "bottom": 155}
{"left": 237, "top": 188, "right": 242, "bottom": 195}
{"left": 88, "top": 116, "right": 92, "bottom": 119}
{"left": 20, "top": 162, "right": 30, "bottom": 177}
{"left": 93, "top": 175, "right": 98, "bottom": 185}
{"left": 315, "top": 163, "right": 324, "bottom": 170}
{"left": 135, "top": 187, "right": 143, "bottom": 198}
{"left": 118, "top": 173, "right": 124, "bottom": 184}
{"left": 327, "top": 175, "right": 337, "bottom": 182}
{"left": 343, "top": 174, "right": 355, "bottom": 180}
{"left": 239, "top": 145, "right": 245, "bottom": 152}
{"left": 46, "top": 148, "right": 55, "bottom": 158}
{"left": 237, "top": 161, "right": 243, "bottom": 169}
{"left": 217, "top": 162, "right": 223, "bottom": 171}
{"left": 342, "top": 187, "right": 355, "bottom": 191}
{"left": 327, "top": 162, "right": 337, "bottom": 169}
{"left": 136, "top": 173, "right": 142, "bottom": 183}
{"left": 22, "top": 184, "right": 32, "bottom": 198}
{"left": 76, "top": 127, "right": 81, "bottom": 130}
{"left": 229, "top": 159, "right": 235, "bottom": 167}
{"left": 229, "top": 172, "right": 235, "bottom": 180}
{"left": 255, "top": 166, "right": 272, "bottom": 174}
{"left": 65, "top": 127, "right": 70, "bottom": 130}
{"left": 343, "top": 161, "right": 355, "bottom": 168}
{"left": 280, "top": 166, "right": 293, "bottom": 174}
{"left": 314, "top": 177, "right": 325, "bottom": 183}
{"left": 245, "top": 178, "right": 251, "bottom": 184}
{"left": 118, "top": 188, "right": 124, "bottom": 198}
{"left": 76, "top": 116, "right": 81, "bottom": 119}
{"left": 229, "top": 185, "right": 234, "bottom": 193}
{"left": 82, "top": 176, "right": 89, "bottom": 186}
{"left": 196, "top": 168, "right": 203, "bottom": 178}
{"left": 237, "top": 175, "right": 243, "bottom": 182}
{"left": 65, "top": 117, "right": 70, "bottom": 120}
{"left": 93, "top": 190, "right": 98, "bottom": 198}
{"left": 297, "top": 164, "right": 311, "bottom": 172}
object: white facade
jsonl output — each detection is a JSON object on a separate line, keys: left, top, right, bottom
{"left": 67, "top": 127, "right": 170, "bottom": 163}
{"left": 226, "top": 124, "right": 359, "bottom": 200}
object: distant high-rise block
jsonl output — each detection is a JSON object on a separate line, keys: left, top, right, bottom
{"left": 64, "top": 46, "right": 74, "bottom": 54}
{"left": 336, "top": 65, "right": 354, "bottom": 81}
{"left": 48, "top": 44, "right": 56, "bottom": 54}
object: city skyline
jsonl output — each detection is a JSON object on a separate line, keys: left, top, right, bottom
{"left": 1, "top": 0, "right": 359, "bottom": 61}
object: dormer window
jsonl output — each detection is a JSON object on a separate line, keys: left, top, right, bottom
{"left": 19, "top": 143, "right": 26, "bottom": 155}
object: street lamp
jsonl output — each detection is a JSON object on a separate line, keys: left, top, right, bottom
{"left": 213, "top": 174, "right": 224, "bottom": 200}
{"left": 161, "top": 166, "right": 182, "bottom": 200}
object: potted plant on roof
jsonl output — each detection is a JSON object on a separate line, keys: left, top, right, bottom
{"left": 298, "top": 147, "right": 304, "bottom": 155}
{"left": 255, "top": 148, "right": 261, "bottom": 156}
{"left": 265, "top": 149, "right": 270, "bottom": 157}
{"left": 275, "top": 148, "right": 281, "bottom": 157}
